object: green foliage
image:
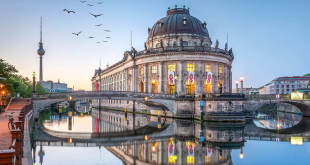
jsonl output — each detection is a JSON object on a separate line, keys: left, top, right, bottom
{"left": 303, "top": 73, "right": 310, "bottom": 77}
{"left": 0, "top": 59, "right": 18, "bottom": 79}
{"left": 0, "top": 58, "right": 48, "bottom": 98}
{"left": 39, "top": 110, "right": 52, "bottom": 123}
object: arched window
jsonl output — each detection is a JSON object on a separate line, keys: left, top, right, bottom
{"left": 187, "top": 64, "right": 194, "bottom": 71}
{"left": 204, "top": 44, "right": 208, "bottom": 47}
{"left": 182, "top": 17, "right": 187, "bottom": 25}
{"left": 194, "top": 42, "right": 197, "bottom": 46}
{"left": 182, "top": 41, "right": 188, "bottom": 46}
{"left": 173, "top": 42, "right": 176, "bottom": 47}
{"left": 156, "top": 43, "right": 160, "bottom": 48}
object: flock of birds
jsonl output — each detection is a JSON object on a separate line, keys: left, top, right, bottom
{"left": 63, "top": 1, "right": 112, "bottom": 44}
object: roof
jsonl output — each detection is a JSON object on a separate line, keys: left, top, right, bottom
{"left": 148, "top": 8, "right": 210, "bottom": 40}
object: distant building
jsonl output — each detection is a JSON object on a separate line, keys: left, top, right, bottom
{"left": 259, "top": 76, "right": 310, "bottom": 94}
{"left": 40, "top": 80, "right": 68, "bottom": 92}
{"left": 77, "top": 89, "right": 85, "bottom": 92}
{"left": 67, "top": 88, "right": 73, "bottom": 92}
{"left": 232, "top": 87, "right": 259, "bottom": 95}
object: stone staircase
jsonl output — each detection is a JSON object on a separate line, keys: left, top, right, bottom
{"left": 6, "top": 99, "right": 30, "bottom": 111}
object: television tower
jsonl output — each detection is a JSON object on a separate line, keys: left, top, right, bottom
{"left": 37, "top": 17, "right": 45, "bottom": 82}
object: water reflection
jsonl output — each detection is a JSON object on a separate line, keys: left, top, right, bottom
{"left": 254, "top": 109, "right": 302, "bottom": 129}
{"left": 36, "top": 107, "right": 310, "bottom": 165}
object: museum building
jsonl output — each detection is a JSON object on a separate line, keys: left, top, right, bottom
{"left": 92, "top": 7, "right": 234, "bottom": 95}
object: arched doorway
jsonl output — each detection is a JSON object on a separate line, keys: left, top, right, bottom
{"left": 167, "top": 81, "right": 175, "bottom": 95}
{"left": 218, "top": 80, "right": 223, "bottom": 93}
{"left": 150, "top": 80, "right": 158, "bottom": 93}
{"left": 204, "top": 80, "right": 212, "bottom": 93}
{"left": 139, "top": 81, "right": 144, "bottom": 92}
{"left": 186, "top": 80, "right": 195, "bottom": 95}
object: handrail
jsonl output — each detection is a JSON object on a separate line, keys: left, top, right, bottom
{"left": 5, "top": 97, "right": 13, "bottom": 111}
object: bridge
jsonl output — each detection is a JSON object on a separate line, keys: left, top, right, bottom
{"left": 31, "top": 91, "right": 310, "bottom": 121}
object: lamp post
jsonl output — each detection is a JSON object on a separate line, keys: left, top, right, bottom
{"left": 174, "top": 75, "right": 178, "bottom": 95}
{"left": 239, "top": 147, "right": 243, "bottom": 159}
{"left": 236, "top": 80, "right": 239, "bottom": 93}
{"left": 32, "top": 72, "right": 36, "bottom": 93}
{"left": 240, "top": 76, "right": 244, "bottom": 93}
{"left": 152, "top": 80, "right": 155, "bottom": 94}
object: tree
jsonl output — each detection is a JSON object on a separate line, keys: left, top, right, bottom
{"left": 303, "top": 73, "right": 310, "bottom": 77}
{"left": 0, "top": 59, "right": 18, "bottom": 79}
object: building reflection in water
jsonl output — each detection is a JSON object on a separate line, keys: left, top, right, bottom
{"left": 37, "top": 107, "right": 309, "bottom": 165}
{"left": 89, "top": 109, "right": 243, "bottom": 165}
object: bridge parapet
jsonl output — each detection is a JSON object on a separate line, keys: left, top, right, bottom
{"left": 32, "top": 91, "right": 175, "bottom": 100}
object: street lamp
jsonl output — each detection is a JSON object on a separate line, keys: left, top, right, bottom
{"left": 152, "top": 80, "right": 155, "bottom": 94}
{"left": 236, "top": 80, "right": 239, "bottom": 93}
{"left": 0, "top": 83, "right": 3, "bottom": 88}
{"left": 1, "top": 91, "right": 5, "bottom": 105}
{"left": 174, "top": 75, "right": 178, "bottom": 95}
{"left": 32, "top": 72, "right": 36, "bottom": 93}
{"left": 240, "top": 76, "right": 244, "bottom": 93}
{"left": 239, "top": 147, "right": 243, "bottom": 159}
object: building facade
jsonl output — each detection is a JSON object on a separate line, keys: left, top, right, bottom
{"left": 92, "top": 8, "right": 234, "bottom": 95}
{"left": 41, "top": 80, "right": 68, "bottom": 92}
{"left": 258, "top": 77, "right": 310, "bottom": 94}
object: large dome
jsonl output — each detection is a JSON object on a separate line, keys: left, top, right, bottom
{"left": 147, "top": 8, "right": 210, "bottom": 40}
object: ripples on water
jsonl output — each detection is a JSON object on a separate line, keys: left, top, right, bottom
{"left": 34, "top": 103, "right": 310, "bottom": 165}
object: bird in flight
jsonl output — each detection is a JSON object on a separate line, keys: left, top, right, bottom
{"left": 106, "top": 37, "right": 111, "bottom": 39}
{"left": 87, "top": 4, "right": 94, "bottom": 6}
{"left": 97, "top": 2, "right": 103, "bottom": 4}
{"left": 88, "top": 37, "right": 95, "bottom": 39}
{"left": 80, "top": 1, "right": 86, "bottom": 3}
{"left": 97, "top": 42, "right": 100, "bottom": 43}
{"left": 63, "top": 9, "right": 75, "bottom": 13}
{"left": 95, "top": 24, "right": 102, "bottom": 26}
{"left": 72, "top": 31, "right": 82, "bottom": 36}
{"left": 102, "top": 40, "right": 108, "bottom": 42}
{"left": 89, "top": 13, "right": 103, "bottom": 18}
{"left": 104, "top": 30, "right": 111, "bottom": 32}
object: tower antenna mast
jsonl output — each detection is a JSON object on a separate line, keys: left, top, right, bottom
{"left": 40, "top": 17, "right": 42, "bottom": 43}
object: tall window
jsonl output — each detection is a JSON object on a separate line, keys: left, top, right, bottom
{"left": 140, "top": 68, "right": 143, "bottom": 75}
{"left": 205, "top": 64, "right": 211, "bottom": 72}
{"left": 182, "top": 41, "right": 188, "bottom": 46}
{"left": 219, "top": 66, "right": 223, "bottom": 74}
{"left": 187, "top": 64, "right": 194, "bottom": 71}
{"left": 168, "top": 64, "right": 175, "bottom": 72}
{"left": 151, "top": 66, "right": 157, "bottom": 73}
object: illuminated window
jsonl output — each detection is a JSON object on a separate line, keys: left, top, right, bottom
{"left": 187, "top": 156, "right": 194, "bottom": 164}
{"left": 187, "top": 64, "right": 194, "bottom": 71}
{"left": 205, "top": 156, "right": 211, "bottom": 163}
{"left": 219, "top": 66, "right": 223, "bottom": 74}
{"left": 206, "top": 64, "right": 211, "bottom": 72}
{"left": 168, "top": 64, "right": 175, "bottom": 72}
{"left": 183, "top": 17, "right": 187, "bottom": 25}
{"left": 168, "top": 155, "right": 176, "bottom": 163}
{"left": 140, "top": 68, "right": 143, "bottom": 75}
{"left": 151, "top": 153, "right": 157, "bottom": 161}
{"left": 151, "top": 66, "right": 157, "bottom": 74}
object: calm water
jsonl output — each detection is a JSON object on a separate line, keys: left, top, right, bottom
{"left": 34, "top": 104, "right": 310, "bottom": 165}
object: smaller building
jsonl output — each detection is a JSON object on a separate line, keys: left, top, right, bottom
{"left": 259, "top": 76, "right": 310, "bottom": 94}
{"left": 40, "top": 80, "right": 68, "bottom": 92}
{"left": 232, "top": 87, "right": 259, "bottom": 95}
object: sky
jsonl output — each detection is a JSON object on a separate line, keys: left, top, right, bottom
{"left": 1, "top": 0, "right": 310, "bottom": 91}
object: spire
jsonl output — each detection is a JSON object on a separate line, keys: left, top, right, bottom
{"left": 40, "top": 17, "right": 42, "bottom": 43}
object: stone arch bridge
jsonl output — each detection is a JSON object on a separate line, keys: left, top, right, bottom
{"left": 32, "top": 91, "right": 176, "bottom": 118}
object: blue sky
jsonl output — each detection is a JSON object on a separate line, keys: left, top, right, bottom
{"left": 1, "top": 0, "right": 309, "bottom": 90}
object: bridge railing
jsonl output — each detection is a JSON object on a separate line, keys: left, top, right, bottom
{"left": 32, "top": 91, "right": 175, "bottom": 100}
{"left": 245, "top": 94, "right": 291, "bottom": 100}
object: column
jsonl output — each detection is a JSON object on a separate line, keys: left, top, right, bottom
{"left": 163, "top": 64, "right": 167, "bottom": 94}
{"left": 158, "top": 61, "right": 164, "bottom": 93}
{"left": 212, "top": 62, "right": 219, "bottom": 93}
{"left": 125, "top": 69, "right": 128, "bottom": 91}
{"left": 223, "top": 65, "right": 227, "bottom": 93}
{"left": 144, "top": 63, "right": 149, "bottom": 93}
{"left": 177, "top": 60, "right": 184, "bottom": 95}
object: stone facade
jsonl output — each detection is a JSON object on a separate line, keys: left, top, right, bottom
{"left": 91, "top": 8, "right": 234, "bottom": 95}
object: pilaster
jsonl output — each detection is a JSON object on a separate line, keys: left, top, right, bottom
{"left": 158, "top": 61, "right": 164, "bottom": 93}
{"left": 212, "top": 62, "right": 219, "bottom": 93}
{"left": 144, "top": 63, "right": 149, "bottom": 92}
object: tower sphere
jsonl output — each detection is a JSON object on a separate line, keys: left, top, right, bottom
{"left": 37, "top": 43, "right": 45, "bottom": 56}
